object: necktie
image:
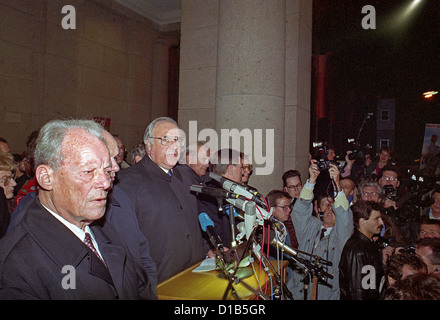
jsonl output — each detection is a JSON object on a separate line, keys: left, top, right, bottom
{"left": 320, "top": 228, "right": 327, "bottom": 241}
{"left": 84, "top": 232, "right": 106, "bottom": 267}
{"left": 167, "top": 169, "right": 173, "bottom": 176}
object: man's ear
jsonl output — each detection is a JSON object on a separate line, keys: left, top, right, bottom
{"left": 145, "top": 139, "right": 152, "bottom": 154}
{"left": 35, "top": 165, "right": 54, "bottom": 191}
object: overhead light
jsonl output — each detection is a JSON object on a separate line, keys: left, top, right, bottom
{"left": 423, "top": 91, "right": 438, "bottom": 99}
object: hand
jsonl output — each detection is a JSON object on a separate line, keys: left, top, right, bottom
{"left": 382, "top": 246, "right": 395, "bottom": 265}
{"left": 308, "top": 160, "right": 320, "bottom": 184}
{"left": 383, "top": 198, "right": 398, "bottom": 210}
{"left": 328, "top": 164, "right": 340, "bottom": 189}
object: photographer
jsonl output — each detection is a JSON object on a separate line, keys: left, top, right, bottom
{"left": 357, "top": 180, "right": 407, "bottom": 246}
{"left": 379, "top": 167, "right": 422, "bottom": 245}
{"left": 288, "top": 160, "right": 353, "bottom": 300}
{"left": 312, "top": 143, "right": 338, "bottom": 201}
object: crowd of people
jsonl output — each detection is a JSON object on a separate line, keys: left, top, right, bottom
{"left": 0, "top": 117, "right": 439, "bottom": 300}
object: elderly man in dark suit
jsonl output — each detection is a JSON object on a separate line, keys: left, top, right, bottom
{"left": 116, "top": 117, "right": 209, "bottom": 283}
{"left": 0, "top": 119, "right": 153, "bottom": 299}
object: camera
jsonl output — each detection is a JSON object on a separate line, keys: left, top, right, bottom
{"left": 346, "top": 139, "right": 372, "bottom": 162}
{"left": 312, "top": 142, "right": 344, "bottom": 171}
{"left": 398, "top": 246, "right": 416, "bottom": 255}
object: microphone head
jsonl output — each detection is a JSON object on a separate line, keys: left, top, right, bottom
{"left": 198, "top": 212, "right": 214, "bottom": 232}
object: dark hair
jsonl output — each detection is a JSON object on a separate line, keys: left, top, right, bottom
{"left": 266, "top": 190, "right": 291, "bottom": 207}
{"left": 386, "top": 253, "right": 427, "bottom": 282}
{"left": 385, "top": 273, "right": 440, "bottom": 300}
{"left": 419, "top": 217, "right": 440, "bottom": 229}
{"left": 282, "top": 170, "right": 301, "bottom": 188}
{"left": 415, "top": 237, "right": 440, "bottom": 265}
{"left": 210, "top": 148, "right": 242, "bottom": 176}
{"left": 378, "top": 165, "right": 400, "bottom": 179}
{"left": 351, "top": 200, "right": 382, "bottom": 229}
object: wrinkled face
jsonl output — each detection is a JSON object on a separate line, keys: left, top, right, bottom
{"left": 284, "top": 176, "right": 302, "bottom": 199}
{"left": 48, "top": 131, "right": 112, "bottom": 227}
{"left": 0, "top": 170, "right": 16, "bottom": 199}
{"left": 187, "top": 145, "right": 210, "bottom": 177}
{"left": 431, "top": 192, "right": 440, "bottom": 217}
{"left": 361, "top": 186, "right": 381, "bottom": 203}
{"left": 379, "top": 170, "right": 400, "bottom": 190}
{"left": 272, "top": 197, "right": 291, "bottom": 222}
{"left": 147, "top": 121, "right": 184, "bottom": 170}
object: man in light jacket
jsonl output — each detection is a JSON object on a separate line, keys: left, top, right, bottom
{"left": 287, "top": 160, "right": 353, "bottom": 300}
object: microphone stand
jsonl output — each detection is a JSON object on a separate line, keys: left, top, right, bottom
{"left": 221, "top": 227, "right": 270, "bottom": 300}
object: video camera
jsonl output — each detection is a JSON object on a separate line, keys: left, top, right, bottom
{"left": 383, "top": 174, "right": 436, "bottom": 226}
{"left": 346, "top": 138, "right": 372, "bottom": 162}
{"left": 312, "top": 142, "right": 344, "bottom": 171}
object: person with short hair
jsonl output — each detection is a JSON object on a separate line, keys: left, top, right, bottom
{"left": 116, "top": 117, "right": 209, "bottom": 283}
{"left": 288, "top": 160, "right": 353, "bottom": 300}
{"left": 0, "top": 119, "right": 152, "bottom": 299}
{"left": 282, "top": 169, "right": 302, "bottom": 207}
{"left": 385, "top": 273, "right": 440, "bottom": 300}
{"left": 415, "top": 237, "right": 440, "bottom": 274}
{"left": 385, "top": 252, "right": 427, "bottom": 287}
{"left": 339, "top": 201, "right": 386, "bottom": 300}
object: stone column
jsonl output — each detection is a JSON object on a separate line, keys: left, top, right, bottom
{"left": 214, "top": 0, "right": 286, "bottom": 194}
{"left": 151, "top": 38, "right": 172, "bottom": 119}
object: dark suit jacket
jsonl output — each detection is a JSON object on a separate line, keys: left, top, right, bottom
{"left": 105, "top": 184, "right": 158, "bottom": 296}
{"left": 115, "top": 155, "right": 208, "bottom": 283}
{"left": 0, "top": 198, "right": 153, "bottom": 300}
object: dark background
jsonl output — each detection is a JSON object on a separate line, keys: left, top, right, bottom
{"left": 311, "top": 0, "right": 440, "bottom": 165}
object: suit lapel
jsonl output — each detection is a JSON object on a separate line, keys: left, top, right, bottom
{"left": 23, "top": 198, "right": 117, "bottom": 286}
{"left": 92, "top": 225, "right": 127, "bottom": 297}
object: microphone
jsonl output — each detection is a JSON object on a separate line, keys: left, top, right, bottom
{"left": 226, "top": 197, "right": 275, "bottom": 223}
{"left": 209, "top": 172, "right": 268, "bottom": 209}
{"left": 198, "top": 212, "right": 225, "bottom": 253}
{"left": 190, "top": 185, "right": 240, "bottom": 199}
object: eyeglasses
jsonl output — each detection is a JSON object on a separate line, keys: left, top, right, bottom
{"left": 273, "top": 205, "right": 291, "bottom": 211}
{"left": 242, "top": 165, "right": 253, "bottom": 172}
{"left": 150, "top": 135, "right": 185, "bottom": 147}
{"left": 381, "top": 176, "right": 398, "bottom": 182}
{"left": 286, "top": 184, "right": 302, "bottom": 190}
{"left": 361, "top": 191, "right": 379, "bottom": 197}
{"left": 0, "top": 175, "right": 14, "bottom": 186}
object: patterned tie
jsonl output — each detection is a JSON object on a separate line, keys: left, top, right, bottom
{"left": 84, "top": 232, "right": 107, "bottom": 267}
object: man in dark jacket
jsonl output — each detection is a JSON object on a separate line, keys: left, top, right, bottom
{"left": 0, "top": 119, "right": 152, "bottom": 299}
{"left": 116, "top": 117, "right": 209, "bottom": 284}
{"left": 339, "top": 200, "right": 386, "bottom": 300}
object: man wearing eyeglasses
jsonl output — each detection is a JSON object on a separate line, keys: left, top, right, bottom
{"left": 115, "top": 117, "right": 209, "bottom": 284}
{"left": 282, "top": 170, "right": 303, "bottom": 208}
{"left": 358, "top": 179, "right": 408, "bottom": 246}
